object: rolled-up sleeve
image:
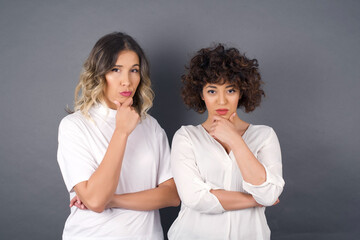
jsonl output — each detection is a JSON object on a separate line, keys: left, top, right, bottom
{"left": 171, "top": 128, "right": 225, "bottom": 214}
{"left": 242, "top": 128, "right": 285, "bottom": 206}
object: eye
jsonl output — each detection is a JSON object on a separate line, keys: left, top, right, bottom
{"left": 131, "top": 68, "right": 139, "bottom": 73}
{"left": 207, "top": 90, "right": 216, "bottom": 94}
{"left": 111, "top": 68, "right": 120, "bottom": 73}
{"left": 228, "top": 89, "right": 236, "bottom": 94}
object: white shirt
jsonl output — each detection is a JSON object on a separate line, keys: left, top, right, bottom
{"left": 168, "top": 124, "right": 285, "bottom": 240}
{"left": 57, "top": 104, "right": 172, "bottom": 240}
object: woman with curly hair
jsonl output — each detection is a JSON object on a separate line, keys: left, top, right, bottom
{"left": 57, "top": 32, "right": 179, "bottom": 240}
{"left": 168, "top": 44, "right": 285, "bottom": 240}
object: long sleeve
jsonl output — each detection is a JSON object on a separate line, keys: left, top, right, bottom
{"left": 171, "top": 127, "right": 225, "bottom": 214}
{"left": 242, "top": 127, "right": 285, "bottom": 206}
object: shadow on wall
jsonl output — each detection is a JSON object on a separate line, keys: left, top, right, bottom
{"left": 149, "top": 41, "right": 190, "bottom": 141}
{"left": 147, "top": 41, "right": 189, "bottom": 239}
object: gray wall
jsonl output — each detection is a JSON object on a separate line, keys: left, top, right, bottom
{"left": 0, "top": 0, "right": 359, "bottom": 239}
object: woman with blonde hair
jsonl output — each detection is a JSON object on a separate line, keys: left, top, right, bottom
{"left": 57, "top": 32, "right": 179, "bottom": 240}
{"left": 168, "top": 44, "right": 284, "bottom": 240}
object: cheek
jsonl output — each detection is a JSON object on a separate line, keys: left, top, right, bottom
{"left": 134, "top": 77, "right": 141, "bottom": 88}
{"left": 104, "top": 79, "right": 116, "bottom": 98}
{"left": 230, "top": 95, "right": 240, "bottom": 108}
{"left": 203, "top": 96, "right": 215, "bottom": 109}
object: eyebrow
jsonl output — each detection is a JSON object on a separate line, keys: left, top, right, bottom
{"left": 205, "top": 84, "right": 236, "bottom": 89}
{"left": 114, "top": 64, "right": 140, "bottom": 68}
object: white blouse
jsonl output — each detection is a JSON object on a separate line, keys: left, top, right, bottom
{"left": 57, "top": 104, "right": 172, "bottom": 240}
{"left": 168, "top": 124, "right": 285, "bottom": 240}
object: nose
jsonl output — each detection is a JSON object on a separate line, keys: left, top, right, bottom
{"left": 217, "top": 92, "right": 227, "bottom": 105}
{"left": 120, "top": 73, "right": 130, "bottom": 86}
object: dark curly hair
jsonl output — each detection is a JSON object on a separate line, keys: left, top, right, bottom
{"left": 181, "top": 44, "right": 265, "bottom": 113}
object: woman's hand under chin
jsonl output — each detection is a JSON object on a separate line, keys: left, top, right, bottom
{"left": 113, "top": 97, "right": 140, "bottom": 136}
{"left": 209, "top": 112, "right": 242, "bottom": 147}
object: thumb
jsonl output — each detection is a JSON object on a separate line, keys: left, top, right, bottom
{"left": 122, "top": 97, "right": 133, "bottom": 107}
{"left": 229, "top": 112, "right": 237, "bottom": 123}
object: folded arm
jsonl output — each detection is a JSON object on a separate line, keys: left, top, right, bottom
{"left": 60, "top": 98, "right": 139, "bottom": 213}
{"left": 73, "top": 130, "right": 129, "bottom": 213}
{"left": 107, "top": 178, "right": 180, "bottom": 210}
{"left": 171, "top": 128, "right": 261, "bottom": 214}
{"left": 235, "top": 128, "right": 285, "bottom": 206}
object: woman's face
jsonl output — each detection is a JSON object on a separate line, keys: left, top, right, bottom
{"left": 202, "top": 82, "right": 240, "bottom": 120}
{"left": 103, "top": 50, "right": 141, "bottom": 109}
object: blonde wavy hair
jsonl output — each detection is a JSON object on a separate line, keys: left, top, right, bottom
{"left": 73, "top": 32, "right": 154, "bottom": 119}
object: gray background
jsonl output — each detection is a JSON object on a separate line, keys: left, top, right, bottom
{"left": 0, "top": 0, "right": 359, "bottom": 239}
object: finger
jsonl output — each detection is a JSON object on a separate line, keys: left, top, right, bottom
{"left": 113, "top": 100, "right": 121, "bottom": 110}
{"left": 213, "top": 115, "right": 223, "bottom": 121}
{"left": 74, "top": 202, "right": 81, "bottom": 208}
{"left": 69, "top": 196, "right": 77, "bottom": 207}
{"left": 229, "top": 112, "right": 237, "bottom": 123}
{"left": 122, "top": 97, "right": 133, "bottom": 107}
{"left": 210, "top": 119, "right": 219, "bottom": 127}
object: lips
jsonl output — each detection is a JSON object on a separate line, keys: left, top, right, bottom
{"left": 120, "top": 91, "right": 132, "bottom": 97}
{"left": 216, "top": 109, "right": 228, "bottom": 115}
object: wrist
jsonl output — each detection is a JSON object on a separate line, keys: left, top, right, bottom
{"left": 229, "top": 133, "right": 244, "bottom": 150}
{"left": 113, "top": 129, "right": 130, "bottom": 138}
{"left": 248, "top": 195, "right": 260, "bottom": 207}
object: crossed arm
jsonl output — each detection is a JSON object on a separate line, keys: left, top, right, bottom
{"left": 210, "top": 190, "right": 278, "bottom": 211}
{"left": 72, "top": 178, "right": 180, "bottom": 211}
{"left": 69, "top": 98, "right": 179, "bottom": 212}
{"left": 209, "top": 114, "right": 284, "bottom": 208}
{"left": 171, "top": 118, "right": 283, "bottom": 214}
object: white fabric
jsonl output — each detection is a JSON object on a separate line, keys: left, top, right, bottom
{"left": 57, "top": 103, "right": 172, "bottom": 240}
{"left": 168, "top": 124, "right": 285, "bottom": 240}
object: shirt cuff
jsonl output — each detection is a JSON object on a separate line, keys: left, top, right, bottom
{"left": 242, "top": 165, "right": 284, "bottom": 189}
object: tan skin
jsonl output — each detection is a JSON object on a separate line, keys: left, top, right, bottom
{"left": 200, "top": 82, "right": 279, "bottom": 210}
{"left": 70, "top": 50, "right": 179, "bottom": 212}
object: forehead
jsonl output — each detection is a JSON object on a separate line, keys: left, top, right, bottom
{"left": 115, "top": 50, "right": 139, "bottom": 64}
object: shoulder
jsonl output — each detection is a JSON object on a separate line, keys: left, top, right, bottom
{"left": 58, "top": 111, "right": 89, "bottom": 133}
{"left": 173, "top": 125, "right": 202, "bottom": 141}
{"left": 140, "top": 114, "right": 162, "bottom": 131}
{"left": 246, "top": 124, "right": 278, "bottom": 143}
{"left": 248, "top": 124, "right": 274, "bottom": 135}
{"left": 139, "top": 114, "right": 169, "bottom": 139}
{"left": 141, "top": 114, "right": 158, "bottom": 126}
